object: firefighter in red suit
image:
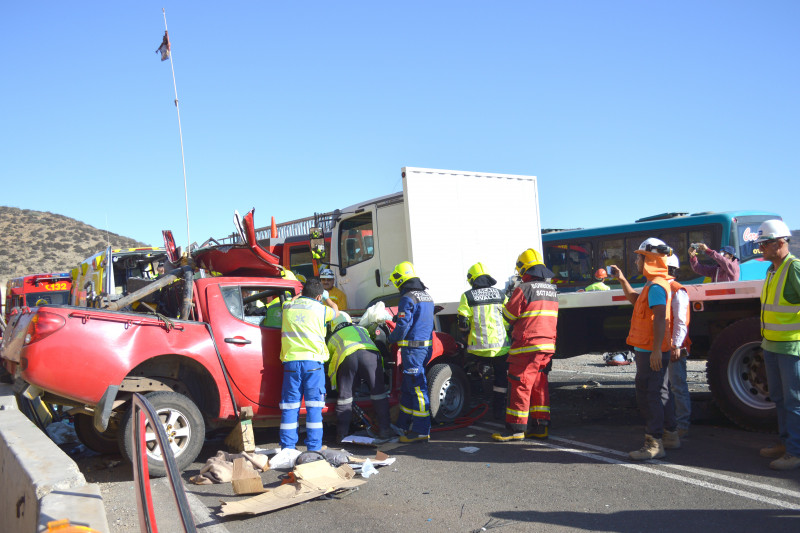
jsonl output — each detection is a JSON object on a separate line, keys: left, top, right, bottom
{"left": 492, "top": 248, "right": 558, "bottom": 441}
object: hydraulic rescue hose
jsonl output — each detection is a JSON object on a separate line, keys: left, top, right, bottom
{"left": 430, "top": 402, "right": 489, "bottom": 433}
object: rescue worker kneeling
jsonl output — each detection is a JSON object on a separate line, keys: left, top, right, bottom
{"left": 326, "top": 312, "right": 393, "bottom": 442}
{"left": 386, "top": 261, "right": 435, "bottom": 443}
{"left": 493, "top": 248, "right": 558, "bottom": 442}
{"left": 279, "top": 277, "right": 338, "bottom": 451}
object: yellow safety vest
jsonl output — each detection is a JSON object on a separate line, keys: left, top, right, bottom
{"left": 761, "top": 254, "right": 800, "bottom": 342}
{"left": 457, "top": 290, "right": 510, "bottom": 358}
{"left": 280, "top": 297, "right": 333, "bottom": 363}
{"left": 326, "top": 324, "right": 380, "bottom": 389}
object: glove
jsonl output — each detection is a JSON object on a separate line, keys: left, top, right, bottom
{"left": 321, "top": 290, "right": 330, "bottom": 300}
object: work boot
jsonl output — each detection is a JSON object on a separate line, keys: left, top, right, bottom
{"left": 769, "top": 453, "right": 800, "bottom": 471}
{"left": 662, "top": 430, "right": 681, "bottom": 450}
{"left": 491, "top": 430, "right": 524, "bottom": 442}
{"left": 629, "top": 434, "right": 665, "bottom": 461}
{"left": 399, "top": 431, "right": 430, "bottom": 443}
{"left": 760, "top": 443, "right": 786, "bottom": 459}
{"left": 525, "top": 421, "right": 549, "bottom": 439}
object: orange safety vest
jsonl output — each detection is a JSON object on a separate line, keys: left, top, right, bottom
{"left": 627, "top": 277, "right": 672, "bottom": 352}
{"left": 670, "top": 280, "right": 692, "bottom": 351}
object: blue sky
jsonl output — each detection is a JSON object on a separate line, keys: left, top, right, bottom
{"left": 2, "top": 1, "right": 797, "bottom": 248}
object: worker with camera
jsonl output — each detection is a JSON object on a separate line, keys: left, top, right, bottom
{"left": 688, "top": 242, "right": 739, "bottom": 282}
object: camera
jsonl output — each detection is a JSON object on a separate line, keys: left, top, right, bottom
{"left": 690, "top": 243, "right": 702, "bottom": 251}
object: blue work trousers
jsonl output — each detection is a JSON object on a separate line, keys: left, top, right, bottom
{"left": 668, "top": 355, "right": 691, "bottom": 431}
{"left": 395, "top": 346, "right": 432, "bottom": 436}
{"left": 634, "top": 350, "right": 676, "bottom": 439}
{"left": 280, "top": 360, "right": 326, "bottom": 451}
{"left": 763, "top": 350, "right": 800, "bottom": 456}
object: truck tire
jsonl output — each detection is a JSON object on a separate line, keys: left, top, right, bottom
{"left": 117, "top": 391, "right": 205, "bottom": 477}
{"left": 74, "top": 413, "right": 119, "bottom": 454}
{"left": 706, "top": 317, "right": 777, "bottom": 432}
{"left": 427, "top": 363, "right": 469, "bottom": 424}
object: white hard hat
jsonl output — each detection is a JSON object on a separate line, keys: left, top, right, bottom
{"left": 319, "top": 268, "right": 335, "bottom": 279}
{"left": 666, "top": 254, "right": 680, "bottom": 269}
{"left": 332, "top": 311, "right": 351, "bottom": 328}
{"left": 637, "top": 237, "right": 672, "bottom": 256}
{"left": 756, "top": 219, "right": 791, "bottom": 242}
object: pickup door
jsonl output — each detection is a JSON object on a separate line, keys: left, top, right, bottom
{"left": 206, "top": 280, "right": 289, "bottom": 420}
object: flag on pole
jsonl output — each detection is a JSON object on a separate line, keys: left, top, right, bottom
{"left": 156, "top": 31, "right": 171, "bottom": 61}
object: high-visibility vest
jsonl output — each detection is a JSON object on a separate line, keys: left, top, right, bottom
{"left": 761, "top": 254, "right": 800, "bottom": 342}
{"left": 326, "top": 324, "right": 380, "bottom": 389}
{"left": 261, "top": 298, "right": 284, "bottom": 328}
{"left": 280, "top": 297, "right": 332, "bottom": 363}
{"left": 585, "top": 281, "right": 610, "bottom": 292}
{"left": 626, "top": 278, "right": 672, "bottom": 352}
{"left": 457, "top": 287, "right": 510, "bottom": 357}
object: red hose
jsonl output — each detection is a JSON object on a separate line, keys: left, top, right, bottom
{"left": 431, "top": 403, "right": 489, "bottom": 433}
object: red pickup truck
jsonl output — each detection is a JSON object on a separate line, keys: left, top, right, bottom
{"left": 1, "top": 210, "right": 461, "bottom": 476}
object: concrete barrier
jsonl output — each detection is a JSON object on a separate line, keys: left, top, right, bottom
{"left": 0, "top": 384, "right": 110, "bottom": 533}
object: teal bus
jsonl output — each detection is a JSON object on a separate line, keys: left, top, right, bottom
{"left": 542, "top": 211, "right": 780, "bottom": 292}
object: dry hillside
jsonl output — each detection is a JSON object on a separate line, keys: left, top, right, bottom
{"left": 0, "top": 207, "right": 149, "bottom": 292}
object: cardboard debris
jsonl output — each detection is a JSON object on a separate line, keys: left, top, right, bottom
{"left": 231, "top": 457, "right": 266, "bottom": 495}
{"left": 218, "top": 461, "right": 366, "bottom": 516}
{"left": 225, "top": 406, "right": 256, "bottom": 452}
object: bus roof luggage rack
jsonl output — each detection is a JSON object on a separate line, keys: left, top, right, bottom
{"left": 635, "top": 212, "right": 689, "bottom": 223}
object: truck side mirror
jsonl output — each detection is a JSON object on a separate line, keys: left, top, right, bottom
{"left": 309, "top": 227, "right": 326, "bottom": 260}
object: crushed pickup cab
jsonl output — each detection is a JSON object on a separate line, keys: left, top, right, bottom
{"left": 1, "top": 209, "right": 459, "bottom": 476}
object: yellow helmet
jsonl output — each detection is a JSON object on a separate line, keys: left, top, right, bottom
{"left": 515, "top": 248, "right": 544, "bottom": 275}
{"left": 467, "top": 262, "right": 490, "bottom": 285}
{"left": 388, "top": 261, "right": 417, "bottom": 289}
{"left": 281, "top": 270, "right": 298, "bottom": 282}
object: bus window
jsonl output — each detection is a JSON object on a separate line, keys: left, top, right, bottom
{"left": 599, "top": 238, "right": 624, "bottom": 286}
{"left": 625, "top": 237, "right": 646, "bottom": 284}
{"left": 544, "top": 242, "right": 592, "bottom": 286}
{"left": 657, "top": 231, "right": 693, "bottom": 281}
{"left": 338, "top": 214, "right": 374, "bottom": 268}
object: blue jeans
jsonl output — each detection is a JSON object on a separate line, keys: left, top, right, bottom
{"left": 763, "top": 350, "right": 800, "bottom": 456}
{"left": 668, "top": 356, "right": 691, "bottom": 430}
{"left": 634, "top": 350, "right": 676, "bottom": 439}
{"left": 280, "top": 360, "right": 326, "bottom": 450}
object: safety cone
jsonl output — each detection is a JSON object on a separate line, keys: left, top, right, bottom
{"left": 270, "top": 216, "right": 278, "bottom": 238}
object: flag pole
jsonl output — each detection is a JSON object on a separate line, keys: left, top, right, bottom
{"left": 161, "top": 7, "right": 191, "bottom": 251}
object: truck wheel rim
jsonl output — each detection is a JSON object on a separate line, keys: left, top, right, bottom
{"left": 726, "top": 342, "right": 774, "bottom": 411}
{"left": 144, "top": 407, "right": 192, "bottom": 460}
{"left": 437, "top": 377, "right": 464, "bottom": 418}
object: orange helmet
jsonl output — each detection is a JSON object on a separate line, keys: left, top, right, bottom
{"left": 593, "top": 269, "right": 607, "bottom": 280}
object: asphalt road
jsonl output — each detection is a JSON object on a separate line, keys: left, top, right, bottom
{"left": 72, "top": 354, "right": 800, "bottom": 533}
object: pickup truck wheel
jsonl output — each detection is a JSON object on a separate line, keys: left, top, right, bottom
{"left": 118, "top": 391, "right": 205, "bottom": 477}
{"left": 73, "top": 413, "right": 119, "bottom": 454}
{"left": 706, "top": 317, "right": 777, "bottom": 432}
{"left": 427, "top": 363, "right": 469, "bottom": 424}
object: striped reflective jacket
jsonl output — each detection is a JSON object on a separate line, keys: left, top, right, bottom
{"left": 503, "top": 281, "right": 558, "bottom": 356}
{"left": 761, "top": 254, "right": 800, "bottom": 342}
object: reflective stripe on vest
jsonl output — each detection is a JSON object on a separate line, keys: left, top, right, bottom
{"left": 398, "top": 339, "right": 432, "bottom": 347}
{"left": 326, "top": 325, "right": 379, "bottom": 389}
{"left": 761, "top": 255, "right": 800, "bottom": 341}
{"left": 280, "top": 298, "right": 330, "bottom": 362}
{"left": 509, "top": 343, "right": 556, "bottom": 355}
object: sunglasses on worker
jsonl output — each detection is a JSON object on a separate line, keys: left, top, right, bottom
{"left": 758, "top": 239, "right": 780, "bottom": 248}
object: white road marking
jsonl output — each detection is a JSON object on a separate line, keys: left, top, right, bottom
{"left": 472, "top": 423, "right": 800, "bottom": 510}
{"left": 154, "top": 478, "right": 232, "bottom": 533}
